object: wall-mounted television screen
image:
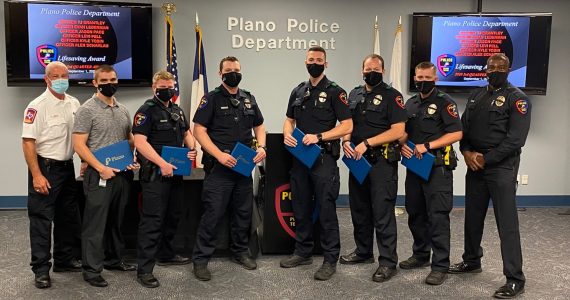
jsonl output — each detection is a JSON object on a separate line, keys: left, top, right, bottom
{"left": 410, "top": 13, "right": 552, "bottom": 95}
{"left": 4, "top": 0, "right": 153, "bottom": 86}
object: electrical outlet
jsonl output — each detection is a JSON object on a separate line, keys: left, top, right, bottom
{"left": 521, "top": 175, "right": 529, "bottom": 185}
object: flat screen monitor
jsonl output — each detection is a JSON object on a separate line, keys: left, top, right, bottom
{"left": 410, "top": 13, "right": 552, "bottom": 95}
{"left": 4, "top": 0, "right": 153, "bottom": 86}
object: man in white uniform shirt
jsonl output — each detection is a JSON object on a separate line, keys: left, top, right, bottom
{"left": 21, "top": 61, "right": 82, "bottom": 289}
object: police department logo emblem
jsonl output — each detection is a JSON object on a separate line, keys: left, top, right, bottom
{"left": 447, "top": 103, "right": 458, "bottom": 118}
{"left": 244, "top": 99, "right": 252, "bottom": 109}
{"left": 198, "top": 96, "right": 208, "bottom": 110}
{"left": 339, "top": 92, "right": 348, "bottom": 106}
{"left": 436, "top": 54, "right": 456, "bottom": 77}
{"left": 395, "top": 96, "right": 405, "bottom": 109}
{"left": 427, "top": 103, "right": 437, "bottom": 115}
{"left": 24, "top": 108, "right": 38, "bottom": 124}
{"left": 134, "top": 112, "right": 146, "bottom": 126}
{"left": 373, "top": 94, "right": 382, "bottom": 106}
{"left": 36, "top": 44, "right": 58, "bottom": 67}
{"left": 319, "top": 92, "right": 327, "bottom": 103}
{"left": 515, "top": 99, "right": 529, "bottom": 115}
{"left": 495, "top": 96, "right": 506, "bottom": 107}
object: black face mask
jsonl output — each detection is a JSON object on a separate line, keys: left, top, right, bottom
{"left": 97, "top": 83, "right": 118, "bottom": 97}
{"left": 363, "top": 71, "right": 383, "bottom": 87}
{"left": 487, "top": 71, "right": 508, "bottom": 88}
{"left": 306, "top": 63, "right": 325, "bottom": 78}
{"left": 155, "top": 88, "right": 175, "bottom": 102}
{"left": 415, "top": 81, "right": 436, "bottom": 94}
{"left": 222, "top": 72, "right": 242, "bottom": 88}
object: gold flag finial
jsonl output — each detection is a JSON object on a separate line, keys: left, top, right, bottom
{"left": 162, "top": 2, "right": 176, "bottom": 16}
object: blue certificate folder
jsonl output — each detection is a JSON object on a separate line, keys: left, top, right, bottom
{"left": 161, "top": 146, "right": 191, "bottom": 176}
{"left": 230, "top": 142, "right": 257, "bottom": 177}
{"left": 93, "top": 140, "right": 133, "bottom": 171}
{"left": 285, "top": 128, "right": 322, "bottom": 169}
{"left": 401, "top": 141, "right": 435, "bottom": 181}
{"left": 342, "top": 143, "right": 372, "bottom": 184}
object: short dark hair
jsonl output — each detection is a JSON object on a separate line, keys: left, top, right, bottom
{"left": 487, "top": 53, "right": 511, "bottom": 67}
{"left": 362, "top": 54, "right": 385, "bottom": 70}
{"left": 308, "top": 46, "right": 326, "bottom": 60}
{"left": 219, "top": 56, "right": 239, "bottom": 72}
{"left": 94, "top": 64, "right": 116, "bottom": 81}
{"left": 415, "top": 61, "right": 436, "bottom": 74}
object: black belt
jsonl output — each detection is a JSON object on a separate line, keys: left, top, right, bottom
{"left": 38, "top": 156, "right": 73, "bottom": 167}
{"left": 473, "top": 148, "right": 492, "bottom": 154}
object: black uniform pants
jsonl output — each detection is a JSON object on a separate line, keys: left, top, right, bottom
{"left": 462, "top": 154, "right": 525, "bottom": 284}
{"left": 405, "top": 166, "right": 453, "bottom": 271}
{"left": 82, "top": 167, "right": 132, "bottom": 279}
{"left": 137, "top": 175, "right": 184, "bottom": 274}
{"left": 349, "top": 157, "right": 398, "bottom": 268}
{"left": 192, "top": 164, "right": 253, "bottom": 265}
{"left": 290, "top": 153, "right": 341, "bottom": 264}
{"left": 28, "top": 157, "right": 81, "bottom": 275}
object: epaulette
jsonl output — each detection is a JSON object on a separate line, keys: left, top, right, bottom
{"left": 241, "top": 88, "right": 250, "bottom": 94}
{"left": 354, "top": 85, "right": 363, "bottom": 90}
{"left": 437, "top": 92, "right": 446, "bottom": 98}
{"left": 329, "top": 81, "right": 338, "bottom": 87}
{"left": 211, "top": 87, "right": 222, "bottom": 94}
{"left": 144, "top": 99, "right": 156, "bottom": 107}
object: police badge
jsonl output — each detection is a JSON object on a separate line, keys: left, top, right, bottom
{"left": 373, "top": 94, "right": 382, "bottom": 106}
{"left": 427, "top": 103, "right": 437, "bottom": 115}
{"left": 318, "top": 92, "right": 327, "bottom": 103}
{"left": 495, "top": 96, "right": 506, "bottom": 107}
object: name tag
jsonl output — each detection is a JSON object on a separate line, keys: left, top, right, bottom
{"left": 160, "top": 119, "right": 168, "bottom": 123}
{"left": 221, "top": 106, "right": 229, "bottom": 110}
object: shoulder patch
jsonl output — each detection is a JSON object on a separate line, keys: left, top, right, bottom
{"left": 134, "top": 112, "right": 147, "bottom": 127}
{"left": 395, "top": 95, "right": 405, "bottom": 109}
{"left": 24, "top": 108, "right": 38, "bottom": 124}
{"left": 198, "top": 96, "right": 208, "bottom": 110}
{"left": 515, "top": 99, "right": 529, "bottom": 115}
{"left": 446, "top": 103, "right": 459, "bottom": 118}
{"left": 339, "top": 92, "right": 348, "bottom": 106}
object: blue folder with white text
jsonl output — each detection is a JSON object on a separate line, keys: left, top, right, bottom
{"left": 285, "top": 128, "right": 322, "bottom": 169}
{"left": 161, "top": 146, "right": 191, "bottom": 176}
{"left": 342, "top": 143, "right": 372, "bottom": 184}
{"left": 230, "top": 142, "right": 257, "bottom": 177}
{"left": 401, "top": 141, "right": 435, "bottom": 181}
{"left": 93, "top": 140, "right": 133, "bottom": 172}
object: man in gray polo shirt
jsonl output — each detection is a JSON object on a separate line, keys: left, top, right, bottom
{"left": 73, "top": 65, "right": 138, "bottom": 287}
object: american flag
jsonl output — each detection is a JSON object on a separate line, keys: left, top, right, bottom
{"left": 166, "top": 15, "right": 180, "bottom": 103}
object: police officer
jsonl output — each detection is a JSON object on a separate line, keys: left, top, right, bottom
{"left": 398, "top": 62, "right": 462, "bottom": 285}
{"left": 339, "top": 54, "right": 407, "bottom": 283}
{"left": 281, "top": 46, "right": 352, "bottom": 281}
{"left": 192, "top": 56, "right": 266, "bottom": 281}
{"left": 73, "top": 65, "right": 138, "bottom": 287}
{"left": 450, "top": 53, "right": 530, "bottom": 299}
{"left": 133, "top": 70, "right": 197, "bottom": 288}
{"left": 21, "top": 61, "right": 82, "bottom": 289}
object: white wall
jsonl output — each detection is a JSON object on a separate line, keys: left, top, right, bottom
{"left": 1, "top": 0, "right": 568, "bottom": 197}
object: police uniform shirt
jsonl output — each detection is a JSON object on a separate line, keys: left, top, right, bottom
{"left": 132, "top": 98, "right": 189, "bottom": 154}
{"left": 348, "top": 83, "right": 408, "bottom": 145}
{"left": 193, "top": 85, "right": 264, "bottom": 152}
{"left": 22, "top": 88, "right": 80, "bottom": 161}
{"left": 286, "top": 76, "right": 351, "bottom": 134}
{"left": 460, "top": 83, "right": 531, "bottom": 165}
{"left": 73, "top": 94, "right": 132, "bottom": 152}
{"left": 405, "top": 89, "right": 462, "bottom": 145}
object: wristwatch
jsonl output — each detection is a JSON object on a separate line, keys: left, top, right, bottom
{"left": 316, "top": 133, "right": 323, "bottom": 143}
{"left": 259, "top": 145, "right": 267, "bottom": 151}
{"left": 424, "top": 142, "right": 431, "bottom": 151}
{"left": 363, "top": 139, "right": 371, "bottom": 148}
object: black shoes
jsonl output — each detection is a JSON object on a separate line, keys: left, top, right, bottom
{"left": 104, "top": 261, "right": 137, "bottom": 271}
{"left": 34, "top": 273, "right": 51, "bottom": 289}
{"left": 425, "top": 270, "right": 448, "bottom": 285}
{"left": 339, "top": 251, "right": 374, "bottom": 265}
{"left": 137, "top": 273, "right": 160, "bottom": 288}
{"left": 493, "top": 282, "right": 525, "bottom": 299}
{"left": 399, "top": 256, "right": 430, "bottom": 270}
{"left": 231, "top": 254, "right": 257, "bottom": 270}
{"left": 85, "top": 276, "right": 108, "bottom": 287}
{"left": 156, "top": 255, "right": 191, "bottom": 266}
{"left": 314, "top": 262, "right": 336, "bottom": 281}
{"left": 372, "top": 265, "right": 397, "bottom": 282}
{"left": 448, "top": 261, "right": 482, "bottom": 274}
{"left": 193, "top": 263, "right": 212, "bottom": 281}
{"left": 53, "top": 258, "right": 82, "bottom": 272}
{"left": 279, "top": 255, "right": 313, "bottom": 268}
